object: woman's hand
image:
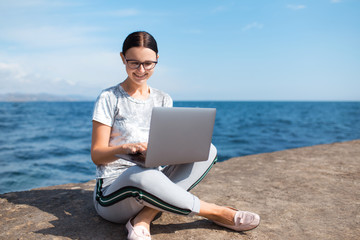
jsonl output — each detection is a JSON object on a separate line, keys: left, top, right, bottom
{"left": 123, "top": 142, "right": 148, "bottom": 155}
{"left": 91, "top": 121, "right": 148, "bottom": 165}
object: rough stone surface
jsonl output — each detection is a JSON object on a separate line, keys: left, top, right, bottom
{"left": 1, "top": 140, "right": 359, "bottom": 240}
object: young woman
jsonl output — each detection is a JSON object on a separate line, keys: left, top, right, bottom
{"left": 91, "top": 31, "right": 260, "bottom": 240}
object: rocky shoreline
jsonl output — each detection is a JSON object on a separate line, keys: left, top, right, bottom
{"left": 1, "top": 140, "right": 359, "bottom": 240}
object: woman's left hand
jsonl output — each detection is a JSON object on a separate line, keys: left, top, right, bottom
{"left": 124, "top": 142, "right": 148, "bottom": 155}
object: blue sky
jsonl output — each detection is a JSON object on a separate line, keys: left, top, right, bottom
{"left": 0, "top": 0, "right": 359, "bottom": 101}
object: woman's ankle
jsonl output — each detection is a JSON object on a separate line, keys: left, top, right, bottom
{"left": 132, "top": 216, "right": 151, "bottom": 230}
{"left": 199, "top": 201, "right": 235, "bottom": 225}
{"left": 218, "top": 207, "right": 236, "bottom": 225}
{"left": 132, "top": 207, "right": 160, "bottom": 230}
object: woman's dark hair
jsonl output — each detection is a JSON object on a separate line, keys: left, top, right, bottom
{"left": 122, "top": 31, "right": 158, "bottom": 56}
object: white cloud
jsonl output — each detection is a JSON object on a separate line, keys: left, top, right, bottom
{"left": 0, "top": 63, "right": 27, "bottom": 83}
{"left": 287, "top": 4, "right": 307, "bottom": 10}
{"left": 0, "top": 26, "right": 103, "bottom": 49}
{"left": 242, "top": 22, "right": 264, "bottom": 31}
{"left": 0, "top": 49, "right": 126, "bottom": 97}
{"left": 0, "top": 62, "right": 77, "bottom": 94}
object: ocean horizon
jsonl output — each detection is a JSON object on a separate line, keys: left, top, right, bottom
{"left": 0, "top": 101, "right": 359, "bottom": 194}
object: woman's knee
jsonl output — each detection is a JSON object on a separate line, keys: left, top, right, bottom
{"left": 209, "top": 143, "right": 217, "bottom": 160}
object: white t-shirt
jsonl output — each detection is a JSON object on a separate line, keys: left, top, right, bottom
{"left": 92, "top": 83, "right": 173, "bottom": 187}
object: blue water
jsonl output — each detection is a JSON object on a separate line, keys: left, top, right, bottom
{"left": 0, "top": 101, "right": 359, "bottom": 194}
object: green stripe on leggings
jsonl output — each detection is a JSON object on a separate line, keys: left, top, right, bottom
{"left": 96, "top": 180, "right": 192, "bottom": 215}
{"left": 187, "top": 155, "right": 218, "bottom": 191}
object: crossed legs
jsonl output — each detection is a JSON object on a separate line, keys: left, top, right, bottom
{"left": 131, "top": 201, "right": 237, "bottom": 232}
{"left": 94, "top": 144, "right": 259, "bottom": 239}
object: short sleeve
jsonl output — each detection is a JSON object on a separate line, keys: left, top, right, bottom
{"left": 92, "top": 90, "right": 117, "bottom": 127}
{"left": 163, "top": 94, "right": 173, "bottom": 107}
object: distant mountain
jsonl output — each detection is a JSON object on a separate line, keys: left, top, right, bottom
{"left": 0, "top": 93, "right": 94, "bottom": 102}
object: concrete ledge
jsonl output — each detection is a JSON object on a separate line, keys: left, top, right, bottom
{"left": 1, "top": 140, "right": 359, "bottom": 240}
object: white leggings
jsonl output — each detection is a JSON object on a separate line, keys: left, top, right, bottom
{"left": 93, "top": 144, "right": 217, "bottom": 223}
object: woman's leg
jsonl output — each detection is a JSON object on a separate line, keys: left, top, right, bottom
{"left": 95, "top": 144, "right": 217, "bottom": 224}
{"left": 95, "top": 144, "right": 258, "bottom": 237}
{"left": 130, "top": 144, "right": 259, "bottom": 232}
{"left": 198, "top": 200, "right": 236, "bottom": 225}
{"left": 131, "top": 144, "right": 232, "bottom": 229}
{"left": 94, "top": 165, "right": 203, "bottom": 224}
{"left": 131, "top": 200, "right": 237, "bottom": 231}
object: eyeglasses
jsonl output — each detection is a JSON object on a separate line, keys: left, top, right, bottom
{"left": 125, "top": 59, "right": 158, "bottom": 70}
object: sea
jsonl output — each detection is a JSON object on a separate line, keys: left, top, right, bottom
{"left": 0, "top": 101, "right": 359, "bottom": 194}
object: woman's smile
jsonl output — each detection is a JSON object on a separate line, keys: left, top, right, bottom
{"left": 133, "top": 72, "right": 147, "bottom": 80}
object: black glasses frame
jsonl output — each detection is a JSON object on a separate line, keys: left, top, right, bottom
{"left": 125, "top": 59, "right": 158, "bottom": 70}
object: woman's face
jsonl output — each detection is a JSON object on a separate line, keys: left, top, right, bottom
{"left": 121, "top": 47, "right": 158, "bottom": 86}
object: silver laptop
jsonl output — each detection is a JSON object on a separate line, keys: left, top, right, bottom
{"left": 116, "top": 107, "right": 216, "bottom": 167}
